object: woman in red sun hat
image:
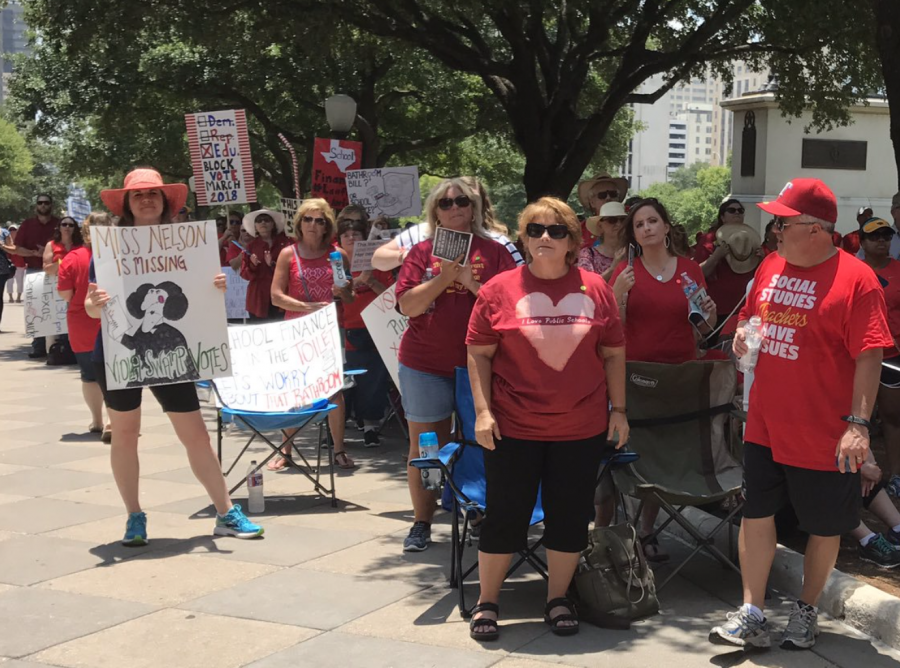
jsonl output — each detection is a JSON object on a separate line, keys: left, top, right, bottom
{"left": 85, "top": 168, "right": 264, "bottom": 547}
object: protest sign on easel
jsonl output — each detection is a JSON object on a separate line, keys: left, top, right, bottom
{"left": 346, "top": 166, "right": 422, "bottom": 218}
{"left": 223, "top": 267, "right": 249, "bottom": 319}
{"left": 215, "top": 304, "right": 344, "bottom": 411}
{"left": 92, "top": 220, "right": 231, "bottom": 390}
{"left": 186, "top": 109, "right": 257, "bottom": 206}
{"left": 311, "top": 138, "right": 362, "bottom": 210}
{"left": 23, "top": 272, "right": 68, "bottom": 337}
{"left": 361, "top": 284, "right": 408, "bottom": 387}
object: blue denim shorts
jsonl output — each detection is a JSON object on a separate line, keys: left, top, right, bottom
{"left": 75, "top": 351, "right": 97, "bottom": 383}
{"left": 398, "top": 363, "right": 455, "bottom": 423}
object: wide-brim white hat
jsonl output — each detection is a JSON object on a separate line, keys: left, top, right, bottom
{"left": 243, "top": 209, "right": 286, "bottom": 237}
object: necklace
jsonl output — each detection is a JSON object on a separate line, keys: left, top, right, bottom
{"left": 643, "top": 257, "right": 670, "bottom": 281}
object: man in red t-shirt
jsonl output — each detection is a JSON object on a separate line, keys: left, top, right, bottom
{"left": 13, "top": 194, "right": 61, "bottom": 357}
{"left": 710, "top": 179, "right": 892, "bottom": 651}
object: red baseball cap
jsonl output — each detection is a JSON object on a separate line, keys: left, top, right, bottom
{"left": 757, "top": 178, "right": 838, "bottom": 225}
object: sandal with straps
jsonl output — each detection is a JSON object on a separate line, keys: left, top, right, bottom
{"left": 544, "top": 597, "right": 579, "bottom": 636}
{"left": 640, "top": 534, "right": 670, "bottom": 563}
{"left": 469, "top": 602, "right": 500, "bottom": 642}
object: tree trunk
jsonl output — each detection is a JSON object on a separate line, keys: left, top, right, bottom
{"left": 872, "top": 0, "right": 900, "bottom": 189}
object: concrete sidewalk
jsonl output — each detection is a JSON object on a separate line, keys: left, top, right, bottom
{"left": 1, "top": 302, "right": 898, "bottom": 667}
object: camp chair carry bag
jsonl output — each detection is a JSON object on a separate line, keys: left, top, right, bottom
{"left": 573, "top": 523, "right": 659, "bottom": 626}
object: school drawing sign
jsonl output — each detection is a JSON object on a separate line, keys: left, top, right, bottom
{"left": 92, "top": 221, "right": 232, "bottom": 390}
{"left": 23, "top": 272, "right": 68, "bottom": 337}
{"left": 186, "top": 109, "right": 257, "bottom": 206}
{"left": 215, "top": 304, "right": 344, "bottom": 412}
{"left": 346, "top": 166, "right": 422, "bottom": 218}
{"left": 311, "top": 138, "right": 362, "bottom": 211}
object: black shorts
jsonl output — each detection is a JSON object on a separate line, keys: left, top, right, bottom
{"left": 75, "top": 352, "right": 97, "bottom": 383}
{"left": 94, "top": 362, "right": 200, "bottom": 414}
{"left": 742, "top": 442, "right": 860, "bottom": 536}
{"left": 480, "top": 432, "right": 606, "bottom": 554}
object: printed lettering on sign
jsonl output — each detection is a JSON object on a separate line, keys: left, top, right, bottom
{"left": 186, "top": 109, "right": 258, "bottom": 206}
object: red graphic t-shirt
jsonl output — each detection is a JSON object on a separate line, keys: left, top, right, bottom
{"left": 57, "top": 246, "right": 100, "bottom": 353}
{"left": 467, "top": 265, "right": 625, "bottom": 441}
{"left": 610, "top": 256, "right": 708, "bottom": 363}
{"left": 396, "top": 236, "right": 516, "bottom": 378}
{"left": 873, "top": 259, "right": 900, "bottom": 358}
{"left": 740, "top": 252, "right": 892, "bottom": 471}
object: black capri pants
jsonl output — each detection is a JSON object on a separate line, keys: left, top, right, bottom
{"left": 480, "top": 432, "right": 606, "bottom": 554}
{"left": 94, "top": 362, "right": 201, "bottom": 413}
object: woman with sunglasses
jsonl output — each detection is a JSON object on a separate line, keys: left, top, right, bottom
{"left": 57, "top": 213, "right": 107, "bottom": 437}
{"left": 693, "top": 199, "right": 746, "bottom": 274}
{"left": 611, "top": 198, "right": 716, "bottom": 561}
{"left": 466, "top": 197, "right": 628, "bottom": 640}
{"left": 859, "top": 218, "right": 900, "bottom": 498}
{"left": 396, "top": 178, "right": 517, "bottom": 552}
{"left": 43, "top": 216, "right": 82, "bottom": 277}
{"left": 270, "top": 198, "right": 356, "bottom": 471}
{"left": 577, "top": 201, "right": 628, "bottom": 281}
{"left": 576, "top": 174, "right": 629, "bottom": 249}
{"left": 240, "top": 209, "right": 290, "bottom": 321}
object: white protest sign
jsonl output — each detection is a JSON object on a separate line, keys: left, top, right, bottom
{"left": 346, "top": 166, "right": 422, "bottom": 218}
{"left": 23, "top": 272, "right": 68, "bottom": 337}
{"left": 215, "top": 304, "right": 344, "bottom": 412}
{"left": 350, "top": 239, "right": 390, "bottom": 273}
{"left": 223, "top": 267, "right": 249, "bottom": 319}
{"left": 361, "top": 284, "right": 408, "bottom": 388}
{"left": 92, "top": 220, "right": 232, "bottom": 390}
{"left": 186, "top": 109, "right": 258, "bottom": 206}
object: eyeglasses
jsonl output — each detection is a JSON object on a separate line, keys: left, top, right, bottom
{"left": 773, "top": 217, "right": 818, "bottom": 232}
{"left": 725, "top": 207, "right": 745, "bottom": 215}
{"left": 255, "top": 218, "right": 275, "bottom": 225}
{"left": 592, "top": 190, "right": 619, "bottom": 200}
{"left": 600, "top": 217, "right": 626, "bottom": 224}
{"left": 301, "top": 215, "right": 326, "bottom": 226}
{"left": 59, "top": 222, "right": 77, "bottom": 228}
{"left": 525, "top": 223, "right": 568, "bottom": 240}
{"left": 37, "top": 201, "right": 51, "bottom": 206}
{"left": 437, "top": 196, "right": 471, "bottom": 210}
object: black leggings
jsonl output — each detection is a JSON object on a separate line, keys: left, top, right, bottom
{"left": 480, "top": 432, "right": 606, "bottom": 554}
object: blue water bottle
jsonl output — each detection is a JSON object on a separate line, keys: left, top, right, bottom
{"left": 419, "top": 431, "right": 441, "bottom": 490}
{"left": 329, "top": 251, "right": 349, "bottom": 288}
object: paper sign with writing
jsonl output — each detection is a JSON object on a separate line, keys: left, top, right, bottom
{"left": 361, "top": 284, "right": 408, "bottom": 388}
{"left": 311, "top": 138, "right": 362, "bottom": 211}
{"left": 186, "top": 109, "right": 257, "bottom": 206}
{"left": 92, "top": 220, "right": 231, "bottom": 390}
{"left": 23, "top": 272, "right": 68, "bottom": 337}
{"left": 280, "top": 197, "right": 302, "bottom": 233}
{"left": 224, "top": 267, "right": 249, "bottom": 319}
{"left": 215, "top": 304, "right": 344, "bottom": 412}
{"left": 350, "top": 239, "right": 390, "bottom": 273}
{"left": 432, "top": 227, "right": 473, "bottom": 266}
{"left": 345, "top": 166, "right": 422, "bottom": 218}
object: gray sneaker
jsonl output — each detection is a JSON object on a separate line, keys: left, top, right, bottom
{"left": 403, "top": 521, "right": 431, "bottom": 552}
{"left": 859, "top": 534, "right": 900, "bottom": 569}
{"left": 709, "top": 607, "right": 770, "bottom": 649}
{"left": 780, "top": 601, "right": 819, "bottom": 650}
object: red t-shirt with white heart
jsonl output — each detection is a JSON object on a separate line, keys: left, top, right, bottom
{"left": 466, "top": 265, "right": 625, "bottom": 441}
{"left": 739, "top": 251, "right": 892, "bottom": 471}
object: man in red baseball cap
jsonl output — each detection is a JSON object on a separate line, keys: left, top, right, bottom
{"left": 710, "top": 178, "right": 892, "bottom": 651}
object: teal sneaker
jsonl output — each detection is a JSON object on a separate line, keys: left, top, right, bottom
{"left": 214, "top": 504, "right": 264, "bottom": 539}
{"left": 123, "top": 511, "right": 148, "bottom": 546}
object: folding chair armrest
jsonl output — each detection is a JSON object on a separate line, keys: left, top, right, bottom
{"left": 730, "top": 408, "right": 747, "bottom": 423}
{"left": 409, "top": 457, "right": 453, "bottom": 480}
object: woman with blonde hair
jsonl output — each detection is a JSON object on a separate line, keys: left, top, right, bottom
{"left": 395, "top": 178, "right": 517, "bottom": 552}
{"left": 270, "top": 198, "right": 356, "bottom": 470}
{"left": 466, "top": 197, "right": 628, "bottom": 640}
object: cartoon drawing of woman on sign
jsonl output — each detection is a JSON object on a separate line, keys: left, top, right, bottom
{"left": 117, "top": 281, "right": 199, "bottom": 386}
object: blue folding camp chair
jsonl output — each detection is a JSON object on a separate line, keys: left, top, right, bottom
{"left": 411, "top": 367, "right": 638, "bottom": 618}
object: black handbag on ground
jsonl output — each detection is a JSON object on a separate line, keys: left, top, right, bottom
{"left": 47, "top": 337, "right": 77, "bottom": 366}
{"left": 571, "top": 523, "right": 660, "bottom": 629}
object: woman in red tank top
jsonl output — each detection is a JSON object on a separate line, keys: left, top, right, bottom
{"left": 42, "top": 216, "right": 82, "bottom": 276}
{"left": 270, "top": 198, "right": 356, "bottom": 471}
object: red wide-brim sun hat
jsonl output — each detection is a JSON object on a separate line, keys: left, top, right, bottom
{"left": 100, "top": 168, "right": 189, "bottom": 217}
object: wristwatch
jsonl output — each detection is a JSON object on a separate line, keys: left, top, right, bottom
{"left": 841, "top": 415, "right": 872, "bottom": 430}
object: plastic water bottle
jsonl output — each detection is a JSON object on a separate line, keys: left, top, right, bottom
{"left": 681, "top": 272, "right": 699, "bottom": 297}
{"left": 247, "top": 461, "right": 265, "bottom": 513}
{"left": 329, "top": 251, "right": 349, "bottom": 288}
{"left": 421, "top": 266, "right": 436, "bottom": 314}
{"left": 738, "top": 315, "right": 765, "bottom": 373}
{"left": 419, "top": 431, "right": 441, "bottom": 490}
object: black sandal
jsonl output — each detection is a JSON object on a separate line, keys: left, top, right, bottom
{"left": 640, "top": 534, "right": 670, "bottom": 563}
{"left": 469, "top": 602, "right": 500, "bottom": 642}
{"left": 544, "top": 597, "right": 579, "bottom": 636}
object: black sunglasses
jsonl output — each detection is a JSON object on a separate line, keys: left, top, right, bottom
{"left": 725, "top": 207, "right": 745, "bottom": 215}
{"left": 592, "top": 189, "right": 619, "bottom": 200}
{"left": 301, "top": 215, "right": 326, "bottom": 226}
{"left": 525, "top": 223, "right": 568, "bottom": 240}
{"left": 437, "top": 195, "right": 471, "bottom": 211}
{"left": 59, "top": 222, "right": 77, "bottom": 228}
{"left": 866, "top": 231, "right": 894, "bottom": 241}
{"left": 37, "top": 201, "right": 51, "bottom": 206}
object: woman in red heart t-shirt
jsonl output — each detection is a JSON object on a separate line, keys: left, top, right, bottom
{"left": 465, "top": 196, "right": 628, "bottom": 641}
